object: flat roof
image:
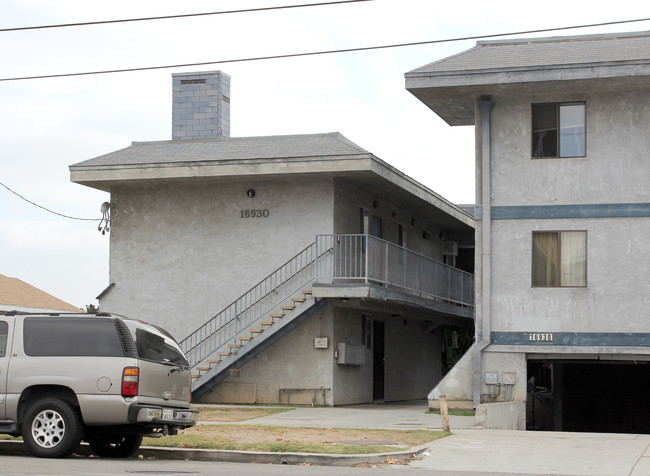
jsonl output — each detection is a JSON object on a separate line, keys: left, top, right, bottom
{"left": 406, "top": 30, "right": 650, "bottom": 125}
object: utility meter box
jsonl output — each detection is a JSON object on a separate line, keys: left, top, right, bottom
{"left": 336, "top": 343, "right": 365, "bottom": 365}
{"left": 484, "top": 371, "right": 499, "bottom": 385}
{"left": 503, "top": 371, "right": 516, "bottom": 385}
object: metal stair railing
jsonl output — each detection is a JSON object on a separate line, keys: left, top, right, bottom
{"left": 180, "top": 242, "right": 316, "bottom": 367}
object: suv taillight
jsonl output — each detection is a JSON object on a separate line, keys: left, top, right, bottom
{"left": 121, "top": 367, "right": 139, "bottom": 396}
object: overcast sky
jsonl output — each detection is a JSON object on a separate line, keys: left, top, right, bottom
{"left": 1, "top": 0, "right": 648, "bottom": 309}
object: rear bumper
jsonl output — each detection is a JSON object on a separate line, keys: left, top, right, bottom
{"left": 128, "top": 405, "right": 199, "bottom": 428}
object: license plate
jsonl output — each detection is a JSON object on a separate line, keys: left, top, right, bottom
{"left": 162, "top": 409, "right": 174, "bottom": 421}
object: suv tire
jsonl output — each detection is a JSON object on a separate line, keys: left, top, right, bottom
{"left": 88, "top": 434, "right": 143, "bottom": 458}
{"left": 22, "top": 398, "right": 83, "bottom": 458}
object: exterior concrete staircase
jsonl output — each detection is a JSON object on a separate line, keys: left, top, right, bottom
{"left": 179, "top": 243, "right": 321, "bottom": 400}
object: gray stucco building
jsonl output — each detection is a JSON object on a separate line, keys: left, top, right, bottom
{"left": 70, "top": 71, "right": 475, "bottom": 405}
{"left": 406, "top": 31, "right": 650, "bottom": 432}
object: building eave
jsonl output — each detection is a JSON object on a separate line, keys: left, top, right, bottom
{"left": 406, "top": 59, "right": 650, "bottom": 126}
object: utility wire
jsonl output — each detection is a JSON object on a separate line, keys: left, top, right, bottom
{"left": 0, "top": 181, "right": 99, "bottom": 221}
{"left": 0, "top": 0, "right": 372, "bottom": 33}
{"left": 1, "top": 16, "right": 648, "bottom": 83}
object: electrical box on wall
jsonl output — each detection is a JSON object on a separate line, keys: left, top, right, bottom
{"left": 336, "top": 343, "right": 365, "bottom": 365}
{"left": 314, "top": 337, "right": 328, "bottom": 349}
{"left": 484, "top": 371, "right": 498, "bottom": 385}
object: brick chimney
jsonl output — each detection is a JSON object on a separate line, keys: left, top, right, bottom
{"left": 172, "top": 71, "right": 230, "bottom": 140}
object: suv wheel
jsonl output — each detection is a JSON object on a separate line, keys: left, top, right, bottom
{"left": 88, "top": 435, "right": 143, "bottom": 458}
{"left": 22, "top": 398, "right": 83, "bottom": 458}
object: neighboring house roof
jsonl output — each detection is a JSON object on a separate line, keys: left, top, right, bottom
{"left": 0, "top": 273, "right": 82, "bottom": 313}
{"left": 70, "top": 131, "right": 474, "bottom": 230}
{"left": 406, "top": 30, "right": 650, "bottom": 125}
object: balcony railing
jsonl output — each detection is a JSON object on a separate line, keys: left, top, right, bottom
{"left": 314, "top": 234, "right": 474, "bottom": 308}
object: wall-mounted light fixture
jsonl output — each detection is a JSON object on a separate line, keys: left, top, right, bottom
{"left": 247, "top": 189, "right": 256, "bottom": 198}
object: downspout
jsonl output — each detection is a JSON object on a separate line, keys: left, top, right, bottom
{"left": 473, "top": 98, "right": 493, "bottom": 407}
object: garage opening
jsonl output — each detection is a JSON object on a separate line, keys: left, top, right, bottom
{"left": 527, "top": 360, "right": 650, "bottom": 434}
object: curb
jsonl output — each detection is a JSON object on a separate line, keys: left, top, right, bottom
{"left": 0, "top": 440, "right": 430, "bottom": 466}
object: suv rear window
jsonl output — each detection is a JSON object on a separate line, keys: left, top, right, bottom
{"left": 23, "top": 317, "right": 124, "bottom": 357}
{"left": 124, "top": 320, "right": 188, "bottom": 367}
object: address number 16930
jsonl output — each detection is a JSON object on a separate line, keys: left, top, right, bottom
{"left": 240, "top": 209, "right": 270, "bottom": 218}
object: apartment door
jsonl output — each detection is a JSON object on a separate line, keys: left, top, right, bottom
{"left": 372, "top": 321, "right": 385, "bottom": 401}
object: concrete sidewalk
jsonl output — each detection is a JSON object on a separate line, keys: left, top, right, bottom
{"left": 220, "top": 401, "right": 650, "bottom": 475}
{"left": 224, "top": 400, "right": 476, "bottom": 430}
{"left": 412, "top": 428, "right": 650, "bottom": 476}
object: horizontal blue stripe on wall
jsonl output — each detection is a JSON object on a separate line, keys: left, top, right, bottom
{"left": 491, "top": 332, "right": 650, "bottom": 347}
{"left": 474, "top": 203, "right": 650, "bottom": 220}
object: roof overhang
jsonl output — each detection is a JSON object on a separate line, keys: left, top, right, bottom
{"left": 406, "top": 60, "right": 650, "bottom": 126}
{"left": 70, "top": 148, "right": 474, "bottom": 231}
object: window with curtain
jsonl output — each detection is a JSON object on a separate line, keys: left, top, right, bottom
{"left": 532, "top": 102, "right": 586, "bottom": 158}
{"left": 532, "top": 231, "right": 587, "bottom": 287}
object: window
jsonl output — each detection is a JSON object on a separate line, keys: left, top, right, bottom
{"left": 532, "top": 231, "right": 587, "bottom": 287}
{"left": 0, "top": 321, "right": 7, "bottom": 357}
{"left": 532, "top": 103, "right": 585, "bottom": 158}
{"left": 361, "top": 314, "right": 372, "bottom": 348}
{"left": 23, "top": 317, "right": 124, "bottom": 357}
{"left": 124, "top": 320, "right": 188, "bottom": 366}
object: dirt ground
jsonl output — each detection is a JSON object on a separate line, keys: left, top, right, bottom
{"left": 142, "top": 406, "right": 444, "bottom": 453}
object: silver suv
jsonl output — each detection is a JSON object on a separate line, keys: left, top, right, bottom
{"left": 0, "top": 311, "right": 198, "bottom": 458}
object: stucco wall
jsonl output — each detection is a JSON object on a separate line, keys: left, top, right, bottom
{"left": 491, "top": 218, "right": 650, "bottom": 333}
{"left": 103, "top": 177, "right": 334, "bottom": 340}
{"left": 331, "top": 306, "right": 373, "bottom": 405}
{"left": 485, "top": 90, "right": 650, "bottom": 335}
{"left": 490, "top": 90, "right": 650, "bottom": 206}
{"left": 333, "top": 179, "right": 445, "bottom": 260}
{"left": 383, "top": 316, "right": 442, "bottom": 401}
{"left": 332, "top": 307, "right": 443, "bottom": 405}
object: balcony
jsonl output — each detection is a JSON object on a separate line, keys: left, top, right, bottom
{"left": 314, "top": 234, "right": 474, "bottom": 313}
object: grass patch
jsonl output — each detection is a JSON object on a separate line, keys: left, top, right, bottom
{"left": 144, "top": 425, "right": 448, "bottom": 454}
{"left": 192, "top": 406, "right": 294, "bottom": 422}
{"left": 427, "top": 409, "right": 475, "bottom": 416}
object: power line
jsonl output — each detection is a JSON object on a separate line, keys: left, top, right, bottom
{"left": 0, "top": 0, "right": 372, "bottom": 33}
{"left": 1, "top": 16, "right": 648, "bottom": 83}
{"left": 0, "top": 181, "right": 99, "bottom": 221}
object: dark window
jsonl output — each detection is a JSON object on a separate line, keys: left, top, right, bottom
{"left": 23, "top": 317, "right": 124, "bottom": 357}
{"left": 532, "top": 231, "right": 587, "bottom": 287}
{"left": 361, "top": 314, "right": 372, "bottom": 348}
{"left": 371, "top": 215, "right": 382, "bottom": 239}
{"left": 124, "top": 320, "right": 188, "bottom": 366}
{"left": 0, "top": 321, "right": 8, "bottom": 357}
{"left": 398, "top": 224, "right": 406, "bottom": 247}
{"left": 532, "top": 103, "right": 585, "bottom": 158}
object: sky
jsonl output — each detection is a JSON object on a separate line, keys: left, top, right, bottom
{"left": 1, "top": 0, "right": 648, "bottom": 309}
